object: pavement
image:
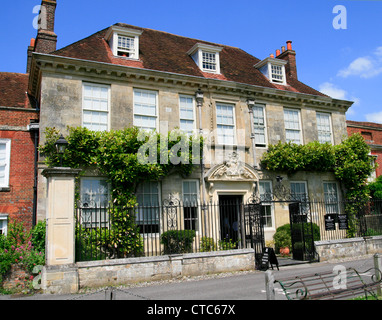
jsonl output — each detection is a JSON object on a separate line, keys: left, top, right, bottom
{"left": 0, "top": 254, "right": 378, "bottom": 303}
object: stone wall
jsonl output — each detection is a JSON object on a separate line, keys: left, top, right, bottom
{"left": 77, "top": 249, "right": 255, "bottom": 290}
{"left": 315, "top": 235, "right": 382, "bottom": 261}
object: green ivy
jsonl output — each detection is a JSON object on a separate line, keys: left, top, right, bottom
{"left": 39, "top": 126, "right": 203, "bottom": 258}
{"left": 261, "top": 134, "right": 374, "bottom": 201}
{"left": 261, "top": 134, "right": 375, "bottom": 238}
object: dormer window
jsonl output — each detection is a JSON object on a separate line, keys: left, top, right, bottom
{"left": 254, "top": 57, "right": 287, "bottom": 85}
{"left": 105, "top": 26, "right": 143, "bottom": 60}
{"left": 188, "top": 43, "right": 222, "bottom": 74}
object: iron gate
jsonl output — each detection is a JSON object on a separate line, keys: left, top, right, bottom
{"left": 244, "top": 202, "right": 265, "bottom": 269}
{"left": 289, "top": 202, "right": 319, "bottom": 262}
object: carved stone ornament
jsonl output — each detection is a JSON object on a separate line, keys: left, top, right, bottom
{"left": 207, "top": 152, "right": 258, "bottom": 182}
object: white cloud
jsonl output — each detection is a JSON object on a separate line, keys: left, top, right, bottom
{"left": 319, "top": 82, "right": 360, "bottom": 116}
{"left": 337, "top": 46, "right": 382, "bottom": 79}
{"left": 365, "top": 111, "right": 382, "bottom": 124}
{"left": 319, "top": 82, "right": 348, "bottom": 100}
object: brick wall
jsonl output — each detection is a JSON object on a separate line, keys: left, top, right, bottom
{"left": 347, "top": 120, "right": 382, "bottom": 178}
{"left": 0, "top": 109, "right": 38, "bottom": 231}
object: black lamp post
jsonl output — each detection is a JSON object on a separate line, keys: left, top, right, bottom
{"left": 55, "top": 134, "right": 68, "bottom": 167}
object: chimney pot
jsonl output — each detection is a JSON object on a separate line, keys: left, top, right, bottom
{"left": 286, "top": 40, "right": 292, "bottom": 51}
{"left": 276, "top": 49, "right": 280, "bottom": 56}
{"left": 281, "top": 46, "right": 286, "bottom": 53}
{"left": 30, "top": 38, "right": 35, "bottom": 47}
{"left": 270, "top": 53, "right": 274, "bottom": 58}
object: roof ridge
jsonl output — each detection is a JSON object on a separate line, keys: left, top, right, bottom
{"left": 114, "top": 22, "right": 242, "bottom": 51}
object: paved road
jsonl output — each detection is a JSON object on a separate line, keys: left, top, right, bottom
{"left": 1, "top": 255, "right": 376, "bottom": 302}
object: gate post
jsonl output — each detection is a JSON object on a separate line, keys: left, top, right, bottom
{"left": 41, "top": 167, "right": 81, "bottom": 294}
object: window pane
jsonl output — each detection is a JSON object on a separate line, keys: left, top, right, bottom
{"left": 134, "top": 90, "right": 157, "bottom": 131}
{"left": 81, "top": 178, "right": 109, "bottom": 207}
{"left": 136, "top": 181, "right": 160, "bottom": 232}
{"left": 317, "top": 113, "right": 332, "bottom": 144}
{"left": 202, "top": 51, "right": 216, "bottom": 71}
{"left": 83, "top": 84, "right": 109, "bottom": 131}
{"left": 284, "top": 109, "right": 301, "bottom": 144}
{"left": 182, "top": 181, "right": 198, "bottom": 230}
{"left": 216, "top": 104, "right": 235, "bottom": 144}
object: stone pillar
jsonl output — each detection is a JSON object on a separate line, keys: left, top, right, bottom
{"left": 41, "top": 167, "right": 81, "bottom": 294}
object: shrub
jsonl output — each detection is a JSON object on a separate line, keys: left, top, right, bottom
{"left": 273, "top": 223, "right": 321, "bottom": 254}
{"left": 160, "top": 230, "right": 196, "bottom": 254}
{"left": 31, "top": 220, "right": 46, "bottom": 253}
{"left": 273, "top": 224, "right": 291, "bottom": 253}
{"left": 0, "top": 222, "right": 46, "bottom": 284}
{"left": 218, "top": 238, "right": 237, "bottom": 250}
{"left": 200, "top": 237, "right": 217, "bottom": 252}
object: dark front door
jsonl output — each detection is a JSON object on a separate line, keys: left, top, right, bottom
{"left": 219, "top": 195, "right": 242, "bottom": 248}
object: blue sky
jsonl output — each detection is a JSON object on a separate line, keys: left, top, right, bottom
{"left": 1, "top": 0, "right": 381, "bottom": 123}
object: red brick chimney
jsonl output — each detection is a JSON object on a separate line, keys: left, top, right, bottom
{"left": 26, "top": 38, "right": 36, "bottom": 73}
{"left": 276, "top": 40, "right": 298, "bottom": 80}
{"left": 34, "top": 0, "right": 57, "bottom": 55}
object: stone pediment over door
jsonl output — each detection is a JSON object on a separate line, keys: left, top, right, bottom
{"left": 206, "top": 152, "right": 259, "bottom": 182}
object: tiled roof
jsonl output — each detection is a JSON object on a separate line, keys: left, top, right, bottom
{"left": 347, "top": 120, "right": 382, "bottom": 129}
{"left": 0, "top": 73, "right": 31, "bottom": 108}
{"left": 52, "top": 23, "right": 327, "bottom": 97}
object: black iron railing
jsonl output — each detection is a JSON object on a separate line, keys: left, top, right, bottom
{"left": 75, "top": 200, "right": 259, "bottom": 262}
{"left": 74, "top": 199, "right": 382, "bottom": 262}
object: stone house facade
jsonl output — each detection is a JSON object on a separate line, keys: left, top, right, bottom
{"left": 27, "top": 1, "right": 353, "bottom": 242}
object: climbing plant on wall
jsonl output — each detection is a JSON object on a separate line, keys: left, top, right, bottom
{"left": 39, "top": 126, "right": 203, "bottom": 257}
{"left": 261, "top": 133, "right": 374, "bottom": 202}
{"left": 261, "top": 134, "right": 375, "bottom": 237}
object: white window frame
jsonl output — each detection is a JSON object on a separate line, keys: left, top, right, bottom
{"left": 179, "top": 95, "right": 196, "bottom": 135}
{"left": 117, "top": 34, "right": 136, "bottom": 58}
{"left": 82, "top": 83, "right": 110, "bottom": 132}
{"left": 216, "top": 102, "right": 236, "bottom": 146}
{"left": 0, "top": 139, "right": 11, "bottom": 188}
{"left": 0, "top": 214, "right": 8, "bottom": 236}
{"left": 253, "top": 103, "right": 267, "bottom": 148}
{"left": 259, "top": 181, "right": 274, "bottom": 229}
{"left": 202, "top": 51, "right": 217, "bottom": 73}
{"left": 106, "top": 26, "right": 142, "bottom": 60}
{"left": 284, "top": 108, "right": 303, "bottom": 145}
{"left": 182, "top": 180, "right": 200, "bottom": 232}
{"left": 316, "top": 112, "right": 333, "bottom": 144}
{"left": 271, "top": 64, "right": 285, "bottom": 83}
{"left": 133, "top": 88, "right": 158, "bottom": 132}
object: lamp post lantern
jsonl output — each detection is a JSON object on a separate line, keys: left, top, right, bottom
{"left": 55, "top": 134, "right": 68, "bottom": 167}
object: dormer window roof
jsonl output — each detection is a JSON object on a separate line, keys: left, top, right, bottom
{"left": 187, "top": 43, "right": 223, "bottom": 74}
{"left": 105, "top": 26, "right": 143, "bottom": 60}
{"left": 254, "top": 57, "right": 287, "bottom": 85}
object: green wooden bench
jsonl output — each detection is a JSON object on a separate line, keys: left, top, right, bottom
{"left": 273, "top": 267, "right": 382, "bottom": 300}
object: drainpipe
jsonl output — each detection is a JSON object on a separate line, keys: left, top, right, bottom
{"left": 247, "top": 99, "right": 257, "bottom": 169}
{"left": 29, "top": 120, "right": 39, "bottom": 227}
{"left": 195, "top": 88, "right": 208, "bottom": 236}
{"left": 28, "top": 95, "right": 40, "bottom": 227}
